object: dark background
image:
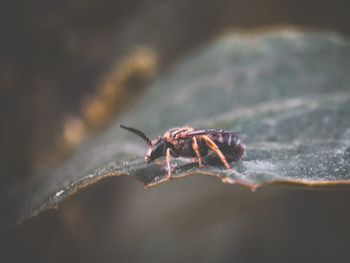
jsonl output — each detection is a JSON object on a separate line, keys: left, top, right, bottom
{"left": 2, "top": 0, "right": 350, "bottom": 262}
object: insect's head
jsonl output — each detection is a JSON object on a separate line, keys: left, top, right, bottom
{"left": 120, "top": 125, "right": 167, "bottom": 164}
{"left": 144, "top": 137, "right": 167, "bottom": 163}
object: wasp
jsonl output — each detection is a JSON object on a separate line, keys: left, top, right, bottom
{"left": 120, "top": 125, "right": 245, "bottom": 182}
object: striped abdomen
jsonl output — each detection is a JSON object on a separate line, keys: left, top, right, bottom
{"left": 209, "top": 131, "right": 245, "bottom": 161}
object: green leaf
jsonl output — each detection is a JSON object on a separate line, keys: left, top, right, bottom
{"left": 22, "top": 30, "right": 350, "bottom": 221}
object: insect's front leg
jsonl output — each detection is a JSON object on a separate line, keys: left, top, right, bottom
{"left": 165, "top": 147, "right": 173, "bottom": 178}
{"left": 192, "top": 136, "right": 204, "bottom": 168}
{"left": 144, "top": 148, "right": 173, "bottom": 189}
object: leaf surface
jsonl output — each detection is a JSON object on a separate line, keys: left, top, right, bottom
{"left": 23, "top": 30, "right": 350, "bottom": 220}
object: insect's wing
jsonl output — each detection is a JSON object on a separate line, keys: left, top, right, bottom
{"left": 178, "top": 129, "right": 241, "bottom": 138}
{"left": 181, "top": 129, "right": 219, "bottom": 137}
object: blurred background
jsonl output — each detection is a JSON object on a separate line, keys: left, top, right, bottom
{"left": 2, "top": 0, "right": 350, "bottom": 262}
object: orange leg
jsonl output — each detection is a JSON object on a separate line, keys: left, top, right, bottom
{"left": 201, "top": 135, "right": 230, "bottom": 169}
{"left": 144, "top": 148, "right": 172, "bottom": 189}
{"left": 165, "top": 147, "right": 172, "bottom": 178}
{"left": 192, "top": 137, "right": 204, "bottom": 168}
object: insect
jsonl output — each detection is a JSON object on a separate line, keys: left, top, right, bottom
{"left": 120, "top": 125, "right": 245, "bottom": 183}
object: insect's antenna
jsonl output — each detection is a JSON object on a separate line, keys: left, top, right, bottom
{"left": 120, "top": 124, "right": 151, "bottom": 146}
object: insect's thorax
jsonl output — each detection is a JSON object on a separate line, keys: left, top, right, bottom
{"left": 164, "top": 126, "right": 207, "bottom": 157}
{"left": 163, "top": 126, "right": 194, "bottom": 139}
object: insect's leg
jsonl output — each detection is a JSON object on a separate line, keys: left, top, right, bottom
{"left": 192, "top": 136, "right": 204, "bottom": 168}
{"left": 200, "top": 135, "right": 231, "bottom": 169}
{"left": 143, "top": 148, "right": 172, "bottom": 189}
{"left": 166, "top": 147, "right": 173, "bottom": 178}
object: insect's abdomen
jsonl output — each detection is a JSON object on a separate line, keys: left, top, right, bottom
{"left": 211, "top": 132, "right": 245, "bottom": 161}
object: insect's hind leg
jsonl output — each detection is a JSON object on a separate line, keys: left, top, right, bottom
{"left": 192, "top": 136, "right": 204, "bottom": 168}
{"left": 200, "top": 135, "right": 230, "bottom": 169}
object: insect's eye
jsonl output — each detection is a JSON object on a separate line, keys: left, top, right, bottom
{"left": 145, "top": 138, "right": 167, "bottom": 163}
